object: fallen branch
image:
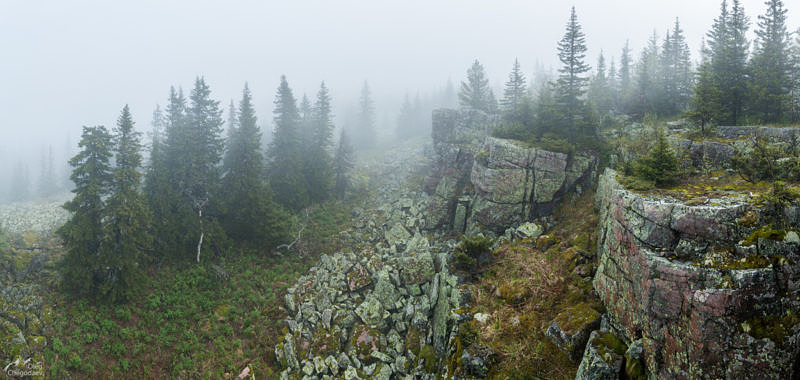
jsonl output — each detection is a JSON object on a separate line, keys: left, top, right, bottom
{"left": 275, "top": 210, "right": 309, "bottom": 256}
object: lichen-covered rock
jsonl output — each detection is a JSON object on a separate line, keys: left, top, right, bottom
{"left": 575, "top": 331, "right": 624, "bottom": 380}
{"left": 593, "top": 169, "right": 800, "bottom": 379}
{"left": 460, "top": 343, "right": 497, "bottom": 378}
{"left": 399, "top": 251, "right": 435, "bottom": 285}
{"left": 545, "top": 304, "right": 601, "bottom": 361}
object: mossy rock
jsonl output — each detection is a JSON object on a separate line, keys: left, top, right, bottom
{"left": 405, "top": 327, "right": 423, "bottom": 357}
{"left": 591, "top": 332, "right": 627, "bottom": 366}
{"left": 310, "top": 327, "right": 340, "bottom": 357}
{"left": 554, "top": 304, "right": 601, "bottom": 336}
{"left": 419, "top": 344, "right": 437, "bottom": 373}
{"left": 346, "top": 265, "right": 372, "bottom": 292}
{"left": 741, "top": 226, "right": 786, "bottom": 247}
{"left": 349, "top": 324, "right": 382, "bottom": 362}
{"left": 741, "top": 310, "right": 800, "bottom": 347}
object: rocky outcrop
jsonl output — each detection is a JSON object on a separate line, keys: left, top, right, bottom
{"left": 716, "top": 125, "right": 800, "bottom": 140}
{"left": 588, "top": 169, "right": 800, "bottom": 379}
{"left": 424, "top": 109, "right": 599, "bottom": 234}
{"left": 670, "top": 138, "right": 736, "bottom": 170}
{"left": 470, "top": 138, "right": 598, "bottom": 232}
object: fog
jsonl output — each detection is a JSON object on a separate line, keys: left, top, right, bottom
{"left": 0, "top": 0, "right": 794, "bottom": 202}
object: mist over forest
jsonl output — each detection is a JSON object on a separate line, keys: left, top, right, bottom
{"left": 2, "top": 0, "right": 800, "bottom": 378}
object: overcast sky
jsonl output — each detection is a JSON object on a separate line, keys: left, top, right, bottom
{"left": 0, "top": 0, "right": 797, "bottom": 170}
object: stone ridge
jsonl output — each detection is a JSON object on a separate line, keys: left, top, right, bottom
{"left": 424, "top": 109, "right": 598, "bottom": 234}
{"left": 589, "top": 168, "right": 800, "bottom": 379}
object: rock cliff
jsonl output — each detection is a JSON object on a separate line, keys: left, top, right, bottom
{"left": 424, "top": 109, "right": 599, "bottom": 234}
{"left": 589, "top": 168, "right": 800, "bottom": 379}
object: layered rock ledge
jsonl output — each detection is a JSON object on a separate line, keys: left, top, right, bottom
{"left": 589, "top": 169, "right": 800, "bottom": 379}
{"left": 424, "top": 109, "right": 598, "bottom": 234}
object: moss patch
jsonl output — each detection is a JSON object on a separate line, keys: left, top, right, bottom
{"left": 740, "top": 226, "right": 786, "bottom": 247}
{"left": 554, "top": 304, "right": 600, "bottom": 335}
{"left": 742, "top": 311, "right": 800, "bottom": 347}
{"left": 591, "top": 332, "right": 626, "bottom": 365}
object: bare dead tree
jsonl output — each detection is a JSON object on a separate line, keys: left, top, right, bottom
{"left": 274, "top": 209, "right": 309, "bottom": 256}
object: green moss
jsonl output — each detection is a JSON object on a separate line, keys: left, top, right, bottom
{"left": 420, "top": 344, "right": 437, "bottom": 373}
{"left": 591, "top": 333, "right": 626, "bottom": 365}
{"left": 554, "top": 304, "right": 600, "bottom": 335}
{"left": 624, "top": 353, "right": 646, "bottom": 380}
{"left": 457, "top": 320, "right": 479, "bottom": 346}
{"left": 497, "top": 280, "right": 530, "bottom": 305}
{"left": 741, "top": 310, "right": 800, "bottom": 347}
{"left": 405, "top": 327, "right": 422, "bottom": 357}
{"left": 311, "top": 327, "right": 340, "bottom": 357}
{"left": 741, "top": 226, "right": 786, "bottom": 247}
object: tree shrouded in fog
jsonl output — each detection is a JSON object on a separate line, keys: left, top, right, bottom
{"left": 501, "top": 58, "right": 527, "bottom": 115}
{"left": 333, "top": 129, "right": 355, "bottom": 199}
{"left": 268, "top": 75, "right": 309, "bottom": 211}
{"left": 221, "top": 83, "right": 289, "bottom": 246}
{"left": 303, "top": 81, "right": 335, "bottom": 202}
{"left": 459, "top": 60, "right": 492, "bottom": 113}
{"left": 749, "top": 0, "right": 792, "bottom": 122}
{"left": 552, "top": 6, "right": 594, "bottom": 139}
{"left": 353, "top": 81, "right": 376, "bottom": 149}
{"left": 58, "top": 125, "right": 113, "bottom": 297}
{"left": 102, "top": 105, "right": 150, "bottom": 302}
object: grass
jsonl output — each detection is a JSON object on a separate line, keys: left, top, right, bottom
{"left": 463, "top": 191, "right": 602, "bottom": 379}
{"left": 42, "top": 198, "right": 359, "bottom": 379}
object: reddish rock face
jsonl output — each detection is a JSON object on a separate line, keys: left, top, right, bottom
{"left": 593, "top": 169, "right": 800, "bottom": 379}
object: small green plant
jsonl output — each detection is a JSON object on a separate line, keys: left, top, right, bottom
{"left": 631, "top": 127, "right": 679, "bottom": 187}
{"left": 454, "top": 235, "right": 494, "bottom": 270}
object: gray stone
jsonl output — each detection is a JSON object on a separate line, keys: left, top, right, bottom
{"left": 784, "top": 231, "right": 800, "bottom": 243}
{"left": 354, "top": 295, "right": 385, "bottom": 328}
{"left": 515, "top": 222, "right": 543, "bottom": 239}
{"left": 460, "top": 343, "right": 497, "bottom": 378}
{"left": 575, "top": 331, "right": 623, "bottom": 380}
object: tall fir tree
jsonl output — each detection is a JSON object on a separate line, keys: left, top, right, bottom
{"left": 57, "top": 125, "right": 113, "bottom": 297}
{"left": 185, "top": 77, "right": 225, "bottom": 262}
{"left": 298, "top": 94, "right": 313, "bottom": 150}
{"left": 221, "top": 84, "right": 289, "bottom": 246}
{"left": 618, "top": 40, "right": 635, "bottom": 113}
{"left": 662, "top": 18, "right": 693, "bottom": 114}
{"left": 589, "top": 51, "right": 614, "bottom": 115}
{"left": 223, "top": 100, "right": 238, "bottom": 174}
{"left": 268, "top": 75, "right": 309, "bottom": 211}
{"left": 633, "top": 31, "right": 661, "bottom": 118}
{"left": 749, "top": 0, "right": 791, "bottom": 122}
{"left": 102, "top": 105, "right": 150, "bottom": 302}
{"left": 305, "top": 82, "right": 335, "bottom": 202}
{"left": 688, "top": 50, "right": 721, "bottom": 134}
{"left": 333, "top": 129, "right": 355, "bottom": 199}
{"left": 354, "top": 81, "right": 376, "bottom": 149}
{"left": 396, "top": 94, "right": 415, "bottom": 138}
{"left": 501, "top": 58, "right": 528, "bottom": 115}
{"left": 554, "top": 6, "right": 593, "bottom": 137}
{"left": 459, "top": 60, "right": 492, "bottom": 112}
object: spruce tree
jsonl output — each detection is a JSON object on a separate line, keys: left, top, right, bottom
{"left": 221, "top": 84, "right": 289, "bottom": 246}
{"left": 58, "top": 125, "right": 113, "bottom": 297}
{"left": 299, "top": 94, "right": 313, "bottom": 150}
{"left": 633, "top": 31, "right": 661, "bottom": 118}
{"left": 589, "top": 51, "right": 613, "bottom": 115}
{"left": 333, "top": 129, "right": 355, "bottom": 199}
{"left": 459, "top": 60, "right": 491, "bottom": 112}
{"left": 749, "top": 0, "right": 791, "bottom": 122}
{"left": 618, "top": 40, "right": 635, "bottom": 113}
{"left": 222, "top": 100, "right": 238, "bottom": 174}
{"left": 268, "top": 75, "right": 309, "bottom": 211}
{"left": 102, "top": 105, "right": 150, "bottom": 302}
{"left": 636, "top": 127, "right": 679, "bottom": 186}
{"left": 305, "top": 82, "right": 335, "bottom": 202}
{"left": 146, "top": 89, "right": 188, "bottom": 260}
{"left": 355, "top": 81, "right": 376, "bottom": 148}
{"left": 706, "top": 0, "right": 750, "bottom": 125}
{"left": 554, "top": 6, "right": 592, "bottom": 137}
{"left": 688, "top": 57, "right": 720, "bottom": 134}
{"left": 501, "top": 58, "right": 527, "bottom": 115}
{"left": 396, "top": 94, "right": 415, "bottom": 138}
